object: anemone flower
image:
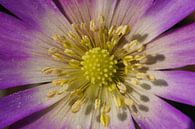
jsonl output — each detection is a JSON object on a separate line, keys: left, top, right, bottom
{"left": 0, "top": 0, "right": 195, "bottom": 129}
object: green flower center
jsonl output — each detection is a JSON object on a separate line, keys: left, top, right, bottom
{"left": 81, "top": 47, "right": 117, "bottom": 86}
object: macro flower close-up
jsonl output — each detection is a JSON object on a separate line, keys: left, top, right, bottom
{"left": 0, "top": 0, "right": 195, "bottom": 129}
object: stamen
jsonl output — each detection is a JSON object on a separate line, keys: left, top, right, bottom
{"left": 100, "top": 113, "right": 110, "bottom": 127}
{"left": 102, "top": 105, "right": 111, "bottom": 113}
{"left": 124, "top": 98, "right": 134, "bottom": 106}
{"left": 71, "top": 99, "right": 83, "bottom": 113}
{"left": 95, "top": 98, "right": 101, "bottom": 110}
{"left": 47, "top": 90, "right": 57, "bottom": 98}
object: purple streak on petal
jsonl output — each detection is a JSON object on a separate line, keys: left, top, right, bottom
{"left": 147, "top": 71, "right": 195, "bottom": 106}
{"left": 130, "top": 0, "right": 195, "bottom": 43}
{"left": 146, "top": 23, "right": 195, "bottom": 69}
{"left": 0, "top": 84, "right": 64, "bottom": 129}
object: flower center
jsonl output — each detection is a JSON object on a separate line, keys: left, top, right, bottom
{"left": 81, "top": 47, "right": 117, "bottom": 86}
{"left": 42, "top": 16, "right": 155, "bottom": 127}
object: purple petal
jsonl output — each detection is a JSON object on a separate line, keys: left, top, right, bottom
{"left": 0, "top": 13, "right": 62, "bottom": 89}
{"left": 129, "top": 0, "right": 195, "bottom": 43}
{"left": 9, "top": 97, "right": 136, "bottom": 129}
{"left": 8, "top": 100, "right": 93, "bottom": 129}
{"left": 145, "top": 23, "right": 195, "bottom": 69}
{"left": 130, "top": 89, "right": 192, "bottom": 129}
{"left": 0, "top": 84, "right": 65, "bottom": 129}
{"left": 0, "top": 0, "right": 72, "bottom": 36}
{"left": 59, "top": 0, "right": 94, "bottom": 23}
{"left": 111, "top": 0, "right": 153, "bottom": 26}
{"left": 92, "top": 0, "right": 118, "bottom": 26}
{"left": 143, "top": 71, "right": 195, "bottom": 106}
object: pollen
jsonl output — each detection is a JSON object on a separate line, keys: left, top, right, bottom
{"left": 81, "top": 47, "right": 117, "bottom": 86}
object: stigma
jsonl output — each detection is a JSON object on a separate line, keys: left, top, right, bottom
{"left": 41, "top": 16, "right": 155, "bottom": 127}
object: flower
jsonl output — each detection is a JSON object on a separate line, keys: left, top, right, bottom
{"left": 0, "top": 0, "right": 195, "bottom": 129}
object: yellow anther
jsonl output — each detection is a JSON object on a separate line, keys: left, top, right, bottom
{"left": 67, "top": 31, "right": 80, "bottom": 41}
{"left": 124, "top": 98, "right": 133, "bottom": 106}
{"left": 48, "top": 47, "right": 58, "bottom": 54}
{"left": 108, "top": 25, "right": 116, "bottom": 36}
{"left": 81, "top": 35, "right": 91, "bottom": 47}
{"left": 123, "top": 60, "right": 129, "bottom": 67}
{"left": 51, "top": 53, "right": 65, "bottom": 61}
{"left": 52, "top": 35, "right": 70, "bottom": 48}
{"left": 69, "top": 90, "right": 84, "bottom": 99}
{"left": 117, "top": 83, "right": 127, "bottom": 94}
{"left": 134, "top": 55, "right": 146, "bottom": 61}
{"left": 71, "top": 100, "right": 82, "bottom": 113}
{"left": 136, "top": 73, "right": 146, "bottom": 79}
{"left": 124, "top": 55, "right": 134, "bottom": 61}
{"left": 114, "top": 96, "right": 123, "bottom": 108}
{"left": 47, "top": 90, "right": 56, "bottom": 98}
{"left": 134, "top": 63, "right": 144, "bottom": 69}
{"left": 130, "top": 78, "right": 139, "bottom": 85}
{"left": 52, "top": 79, "right": 67, "bottom": 86}
{"left": 100, "top": 113, "right": 110, "bottom": 127}
{"left": 64, "top": 49, "right": 75, "bottom": 56}
{"left": 123, "top": 40, "right": 140, "bottom": 51}
{"left": 90, "top": 20, "right": 96, "bottom": 31}
{"left": 52, "top": 34, "right": 61, "bottom": 41}
{"left": 115, "top": 25, "right": 130, "bottom": 36}
{"left": 56, "top": 88, "right": 65, "bottom": 95}
{"left": 102, "top": 105, "right": 111, "bottom": 113}
{"left": 42, "top": 67, "right": 53, "bottom": 74}
{"left": 95, "top": 98, "right": 101, "bottom": 110}
{"left": 147, "top": 74, "right": 156, "bottom": 81}
{"left": 69, "top": 59, "right": 81, "bottom": 68}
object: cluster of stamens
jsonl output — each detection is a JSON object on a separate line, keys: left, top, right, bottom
{"left": 41, "top": 16, "right": 155, "bottom": 127}
{"left": 81, "top": 47, "right": 117, "bottom": 86}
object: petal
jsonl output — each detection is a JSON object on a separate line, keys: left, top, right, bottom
{"left": 91, "top": 92, "right": 135, "bottom": 129}
{"left": 93, "top": 0, "right": 118, "bottom": 26}
{"left": 10, "top": 100, "right": 94, "bottom": 129}
{"left": 108, "top": 98, "right": 135, "bottom": 129}
{"left": 130, "top": 88, "right": 192, "bottom": 129}
{"left": 129, "top": 0, "right": 195, "bottom": 43}
{"left": 0, "top": 13, "right": 63, "bottom": 89}
{"left": 0, "top": 0, "right": 72, "bottom": 36}
{"left": 141, "top": 71, "right": 195, "bottom": 106}
{"left": 11, "top": 94, "right": 136, "bottom": 129}
{"left": 145, "top": 23, "right": 195, "bottom": 69}
{"left": 111, "top": 0, "right": 153, "bottom": 26}
{"left": 0, "top": 83, "right": 65, "bottom": 129}
{"left": 59, "top": 0, "right": 93, "bottom": 23}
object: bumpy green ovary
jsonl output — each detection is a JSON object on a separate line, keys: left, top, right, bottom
{"left": 81, "top": 47, "right": 117, "bottom": 86}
